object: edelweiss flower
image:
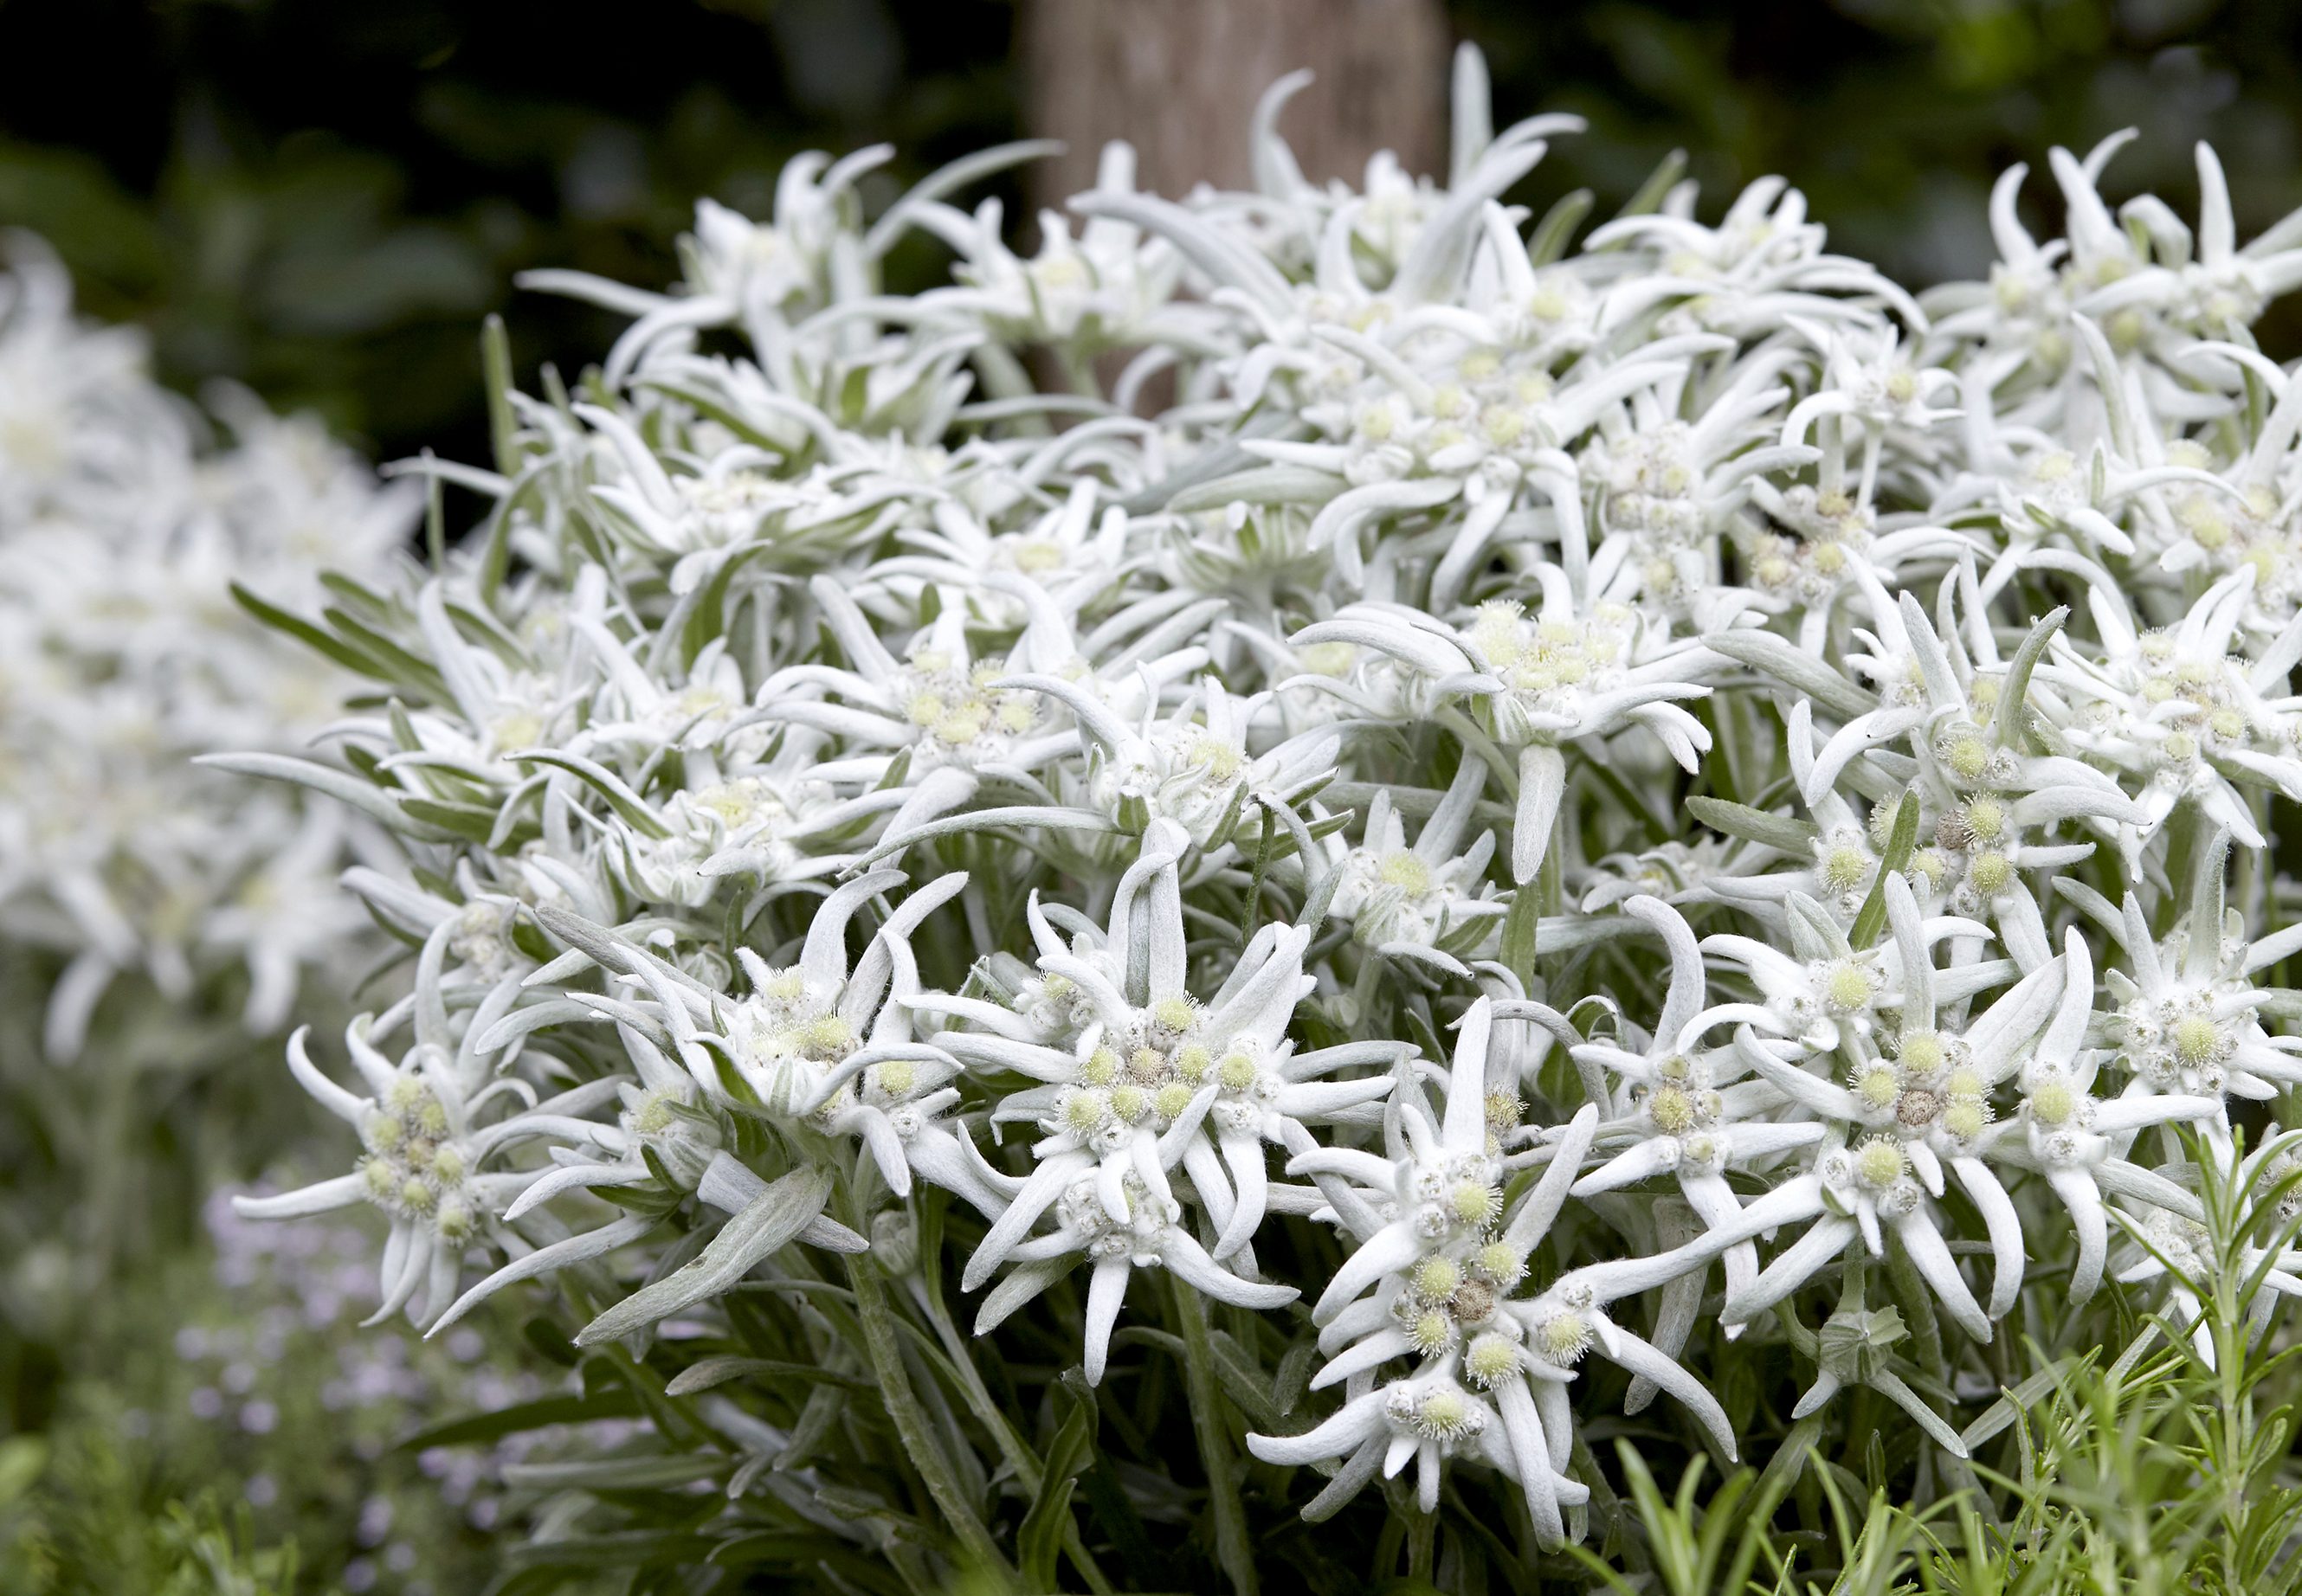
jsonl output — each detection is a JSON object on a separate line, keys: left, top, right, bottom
{"left": 1256, "top": 999, "right": 1614, "bottom": 1530}
{"left": 1295, "top": 757, "right": 1507, "bottom": 973}
{"left": 235, "top": 932, "right": 621, "bottom": 1328}
{"left": 2068, "top": 833, "right": 2302, "bottom": 1110}
{"left": 1296, "top": 584, "right": 1716, "bottom": 881}
{"left": 930, "top": 821, "right": 1387, "bottom": 1274}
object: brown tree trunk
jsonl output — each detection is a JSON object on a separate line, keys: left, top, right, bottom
{"left": 1020, "top": 0, "right": 1451, "bottom": 208}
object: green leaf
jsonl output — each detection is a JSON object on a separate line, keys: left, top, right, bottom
{"left": 1164, "top": 465, "right": 1347, "bottom": 514}
{"left": 508, "top": 749, "right": 672, "bottom": 838}
{"left": 399, "top": 795, "right": 506, "bottom": 844}
{"left": 497, "top": 1531, "right": 722, "bottom": 1572}
{"left": 1994, "top": 605, "right": 2069, "bottom": 754}
{"left": 1848, "top": 792, "right": 1918, "bottom": 949}
{"left": 320, "top": 606, "right": 451, "bottom": 700}
{"left": 229, "top": 582, "right": 389, "bottom": 680}
{"left": 197, "top": 752, "right": 459, "bottom": 842}
{"left": 482, "top": 312, "right": 519, "bottom": 479}
{"left": 520, "top": 1316, "right": 579, "bottom": 1368}
{"left": 1017, "top": 1393, "right": 1094, "bottom": 1591}
{"left": 1707, "top": 629, "right": 1878, "bottom": 718}
{"left": 1207, "top": 1329, "right": 1286, "bottom": 1431}
{"left": 422, "top": 447, "right": 446, "bottom": 569}
{"left": 499, "top": 1454, "right": 722, "bottom": 1491}
{"left": 1500, "top": 885, "right": 1539, "bottom": 983}
{"left": 1529, "top": 188, "right": 1596, "bottom": 265}
{"left": 576, "top": 1166, "right": 833, "bottom": 1345}
{"left": 395, "top": 1390, "right": 641, "bottom": 1451}
{"left": 1617, "top": 149, "right": 1687, "bottom": 220}
{"left": 1686, "top": 795, "right": 1821, "bottom": 854}
{"left": 664, "top": 1355, "right": 867, "bottom": 1397}
{"left": 775, "top": 1382, "right": 845, "bottom": 1475}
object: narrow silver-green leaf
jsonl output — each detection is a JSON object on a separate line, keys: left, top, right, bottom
{"left": 510, "top": 749, "right": 672, "bottom": 839}
{"left": 1993, "top": 605, "right": 2069, "bottom": 753}
{"left": 1686, "top": 795, "right": 1821, "bottom": 854}
{"left": 1706, "top": 630, "right": 1879, "bottom": 718}
{"left": 576, "top": 1166, "right": 834, "bottom": 1346}
{"left": 1847, "top": 795, "right": 1919, "bottom": 949}
{"left": 196, "top": 753, "right": 458, "bottom": 843}
{"left": 1165, "top": 466, "right": 1346, "bottom": 515}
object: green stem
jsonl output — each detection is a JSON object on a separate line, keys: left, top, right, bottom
{"left": 1752, "top": 1412, "right": 1827, "bottom": 1525}
{"left": 919, "top": 1266, "right": 1114, "bottom": 1594}
{"left": 1405, "top": 1508, "right": 1436, "bottom": 1584}
{"left": 1170, "top": 1271, "right": 1260, "bottom": 1596}
{"left": 846, "top": 1247, "right": 1018, "bottom": 1590}
{"left": 1570, "top": 1433, "right": 1641, "bottom": 1573}
{"left": 1884, "top": 1229, "right": 1945, "bottom": 1379}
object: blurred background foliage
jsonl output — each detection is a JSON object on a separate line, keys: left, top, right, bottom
{"left": 7, "top": 0, "right": 2302, "bottom": 470}
{"left": 0, "top": 0, "right": 1019, "bottom": 468}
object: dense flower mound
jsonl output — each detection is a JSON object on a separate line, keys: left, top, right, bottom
{"left": 0, "top": 235, "right": 416, "bottom": 1058}
{"left": 226, "top": 50, "right": 2302, "bottom": 1557}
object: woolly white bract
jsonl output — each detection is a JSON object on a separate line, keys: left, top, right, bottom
{"left": 0, "top": 235, "right": 416, "bottom": 1058}
{"left": 221, "top": 48, "right": 2302, "bottom": 1548}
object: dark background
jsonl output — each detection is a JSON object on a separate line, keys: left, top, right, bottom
{"left": 5, "top": 0, "right": 2302, "bottom": 470}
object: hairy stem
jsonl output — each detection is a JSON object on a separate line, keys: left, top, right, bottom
{"left": 1170, "top": 1271, "right": 1260, "bottom": 1596}
{"left": 847, "top": 1245, "right": 1018, "bottom": 1589}
{"left": 917, "top": 1247, "right": 1114, "bottom": 1594}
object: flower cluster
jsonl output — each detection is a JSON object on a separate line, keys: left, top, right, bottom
{"left": 228, "top": 51, "right": 2302, "bottom": 1548}
{"left": 0, "top": 235, "right": 416, "bottom": 1056}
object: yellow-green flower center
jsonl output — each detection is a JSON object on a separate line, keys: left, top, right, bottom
{"left": 1649, "top": 1084, "right": 1698, "bottom": 1134}
{"left": 1946, "top": 736, "right": 1989, "bottom": 782}
{"left": 1943, "top": 1097, "right": 1989, "bottom": 1141}
{"left": 2173, "top": 1014, "right": 2220, "bottom": 1065}
{"left": 1151, "top": 997, "right": 1197, "bottom": 1033}
{"left": 1413, "top": 1257, "right": 1463, "bottom": 1301}
{"left": 1854, "top": 1066, "right": 1899, "bottom": 1111}
{"left": 1473, "top": 1242, "right": 1525, "bottom": 1285}
{"left": 2030, "top": 1079, "right": 2075, "bottom": 1125}
{"left": 1824, "top": 962, "right": 1874, "bottom": 1014}
{"left": 1854, "top": 1136, "right": 1907, "bottom": 1189}
{"left": 1411, "top": 1310, "right": 1454, "bottom": 1353}
{"left": 1538, "top": 1314, "right": 1592, "bottom": 1362}
{"left": 1969, "top": 853, "right": 2011, "bottom": 896}
{"left": 1377, "top": 852, "right": 1434, "bottom": 896}
{"left": 1465, "top": 1333, "right": 1519, "bottom": 1385}
{"left": 1822, "top": 844, "right": 1869, "bottom": 891}
{"left": 1418, "top": 1389, "right": 1470, "bottom": 1434}
{"left": 1450, "top": 1181, "right": 1499, "bottom": 1227}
